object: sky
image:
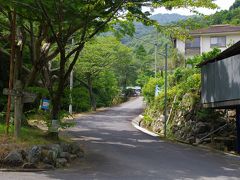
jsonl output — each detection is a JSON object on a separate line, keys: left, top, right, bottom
{"left": 143, "top": 0, "right": 235, "bottom": 16}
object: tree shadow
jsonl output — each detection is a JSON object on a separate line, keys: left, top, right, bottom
{"left": 31, "top": 97, "right": 240, "bottom": 180}
{"left": 7, "top": 98, "right": 240, "bottom": 179}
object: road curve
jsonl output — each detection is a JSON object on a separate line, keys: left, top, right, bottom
{"left": 1, "top": 97, "right": 240, "bottom": 180}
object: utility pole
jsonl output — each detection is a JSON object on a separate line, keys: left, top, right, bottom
{"left": 154, "top": 31, "right": 158, "bottom": 78}
{"left": 164, "top": 44, "right": 168, "bottom": 138}
{"left": 69, "top": 38, "right": 74, "bottom": 115}
{"left": 154, "top": 43, "right": 157, "bottom": 78}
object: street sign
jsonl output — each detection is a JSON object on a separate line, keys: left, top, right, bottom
{"left": 3, "top": 88, "right": 37, "bottom": 103}
{"left": 155, "top": 85, "right": 160, "bottom": 97}
{"left": 41, "top": 98, "right": 50, "bottom": 110}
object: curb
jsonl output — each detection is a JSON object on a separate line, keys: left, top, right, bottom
{"left": 131, "top": 115, "right": 159, "bottom": 137}
{"left": 131, "top": 115, "right": 240, "bottom": 158}
{"left": 0, "top": 168, "right": 51, "bottom": 172}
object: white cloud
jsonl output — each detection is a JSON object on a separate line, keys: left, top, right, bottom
{"left": 143, "top": 0, "right": 235, "bottom": 16}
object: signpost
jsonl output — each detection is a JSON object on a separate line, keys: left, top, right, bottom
{"left": 3, "top": 89, "right": 37, "bottom": 103}
{"left": 3, "top": 80, "right": 36, "bottom": 138}
{"left": 41, "top": 98, "right": 50, "bottom": 110}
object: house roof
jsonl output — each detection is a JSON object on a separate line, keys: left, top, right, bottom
{"left": 190, "top": 24, "right": 240, "bottom": 35}
{"left": 197, "top": 40, "right": 240, "bottom": 67}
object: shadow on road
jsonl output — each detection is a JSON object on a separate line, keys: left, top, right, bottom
{"left": 5, "top": 98, "right": 240, "bottom": 180}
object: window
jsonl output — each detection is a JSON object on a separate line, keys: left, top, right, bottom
{"left": 185, "top": 37, "right": 200, "bottom": 48}
{"left": 210, "top": 36, "right": 226, "bottom": 47}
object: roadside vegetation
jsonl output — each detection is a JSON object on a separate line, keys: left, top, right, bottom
{"left": 142, "top": 48, "right": 237, "bottom": 152}
{"left": 1, "top": 0, "right": 239, "bottom": 168}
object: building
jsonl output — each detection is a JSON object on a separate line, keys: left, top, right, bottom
{"left": 176, "top": 24, "right": 240, "bottom": 57}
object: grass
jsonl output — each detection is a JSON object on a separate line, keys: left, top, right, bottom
{"left": 0, "top": 123, "right": 60, "bottom": 146}
{"left": 0, "top": 121, "right": 72, "bottom": 160}
{"left": 0, "top": 111, "right": 76, "bottom": 160}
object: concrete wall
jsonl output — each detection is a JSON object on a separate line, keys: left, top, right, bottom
{"left": 226, "top": 34, "right": 240, "bottom": 47}
{"left": 176, "top": 40, "right": 185, "bottom": 54}
{"left": 201, "top": 54, "right": 240, "bottom": 107}
{"left": 201, "top": 35, "right": 211, "bottom": 53}
{"left": 201, "top": 33, "right": 240, "bottom": 53}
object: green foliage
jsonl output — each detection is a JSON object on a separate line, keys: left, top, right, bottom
{"left": 0, "top": 0, "right": 218, "bottom": 124}
{"left": 187, "top": 48, "right": 221, "bottom": 67}
{"left": 143, "top": 48, "right": 220, "bottom": 124}
{"left": 0, "top": 123, "right": 61, "bottom": 145}
{"left": 113, "top": 43, "right": 137, "bottom": 89}
{"left": 143, "top": 114, "right": 153, "bottom": 126}
{"left": 76, "top": 36, "right": 120, "bottom": 75}
{"left": 72, "top": 88, "right": 91, "bottom": 112}
{"left": 179, "top": 1, "right": 240, "bottom": 29}
{"left": 94, "top": 71, "right": 120, "bottom": 107}
{"left": 142, "top": 77, "right": 164, "bottom": 103}
{"left": 63, "top": 87, "right": 91, "bottom": 112}
{"left": 74, "top": 36, "right": 131, "bottom": 110}
{"left": 196, "top": 108, "right": 221, "bottom": 121}
{"left": 26, "top": 86, "right": 49, "bottom": 97}
{"left": 230, "top": 0, "right": 240, "bottom": 10}
{"left": 136, "top": 72, "right": 153, "bottom": 88}
{"left": 0, "top": 112, "right": 5, "bottom": 123}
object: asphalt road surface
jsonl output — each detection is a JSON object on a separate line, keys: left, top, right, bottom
{"left": 1, "top": 97, "right": 240, "bottom": 180}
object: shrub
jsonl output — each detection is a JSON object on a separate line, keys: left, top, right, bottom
{"left": 142, "top": 77, "right": 164, "bottom": 103}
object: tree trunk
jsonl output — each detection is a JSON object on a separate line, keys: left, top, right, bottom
{"left": 49, "top": 95, "right": 61, "bottom": 139}
{"left": 5, "top": 10, "right": 16, "bottom": 134}
{"left": 14, "top": 80, "right": 23, "bottom": 139}
{"left": 49, "top": 68, "right": 65, "bottom": 139}
{"left": 87, "top": 77, "right": 96, "bottom": 111}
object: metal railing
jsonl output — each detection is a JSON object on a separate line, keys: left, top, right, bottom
{"left": 196, "top": 123, "right": 228, "bottom": 144}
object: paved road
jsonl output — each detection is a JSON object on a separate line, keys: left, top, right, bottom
{"left": 1, "top": 97, "right": 240, "bottom": 180}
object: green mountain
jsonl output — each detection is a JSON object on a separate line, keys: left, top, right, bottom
{"left": 133, "top": 13, "right": 188, "bottom": 38}
{"left": 151, "top": 13, "right": 188, "bottom": 24}
{"left": 122, "top": 13, "right": 189, "bottom": 53}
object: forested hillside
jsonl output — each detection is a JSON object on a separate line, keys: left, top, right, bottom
{"left": 178, "top": 0, "right": 240, "bottom": 29}
{"left": 122, "top": 13, "right": 189, "bottom": 52}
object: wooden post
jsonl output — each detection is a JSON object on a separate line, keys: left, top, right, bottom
{"left": 6, "top": 10, "right": 16, "bottom": 134}
{"left": 14, "top": 80, "right": 23, "bottom": 139}
{"left": 3, "top": 87, "right": 36, "bottom": 139}
{"left": 236, "top": 108, "right": 240, "bottom": 153}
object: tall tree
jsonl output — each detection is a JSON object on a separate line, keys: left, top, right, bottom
{"left": 0, "top": 0, "right": 217, "bottom": 136}
{"left": 230, "top": 0, "right": 240, "bottom": 10}
{"left": 75, "top": 36, "right": 120, "bottom": 111}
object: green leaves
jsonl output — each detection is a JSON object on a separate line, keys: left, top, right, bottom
{"left": 187, "top": 48, "right": 221, "bottom": 67}
{"left": 75, "top": 36, "right": 120, "bottom": 77}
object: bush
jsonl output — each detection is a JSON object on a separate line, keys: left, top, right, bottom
{"left": 142, "top": 77, "right": 164, "bottom": 103}
{"left": 94, "top": 71, "right": 120, "bottom": 107}
{"left": 63, "top": 87, "right": 91, "bottom": 113}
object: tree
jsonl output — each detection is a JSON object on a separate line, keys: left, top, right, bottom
{"left": 113, "top": 45, "right": 137, "bottom": 90}
{"left": 230, "top": 0, "right": 240, "bottom": 10}
{"left": 133, "top": 45, "right": 154, "bottom": 87}
{"left": 75, "top": 36, "right": 120, "bottom": 111}
{"left": 0, "top": 0, "right": 217, "bottom": 137}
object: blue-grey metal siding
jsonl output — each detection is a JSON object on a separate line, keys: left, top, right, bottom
{"left": 201, "top": 54, "right": 240, "bottom": 107}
